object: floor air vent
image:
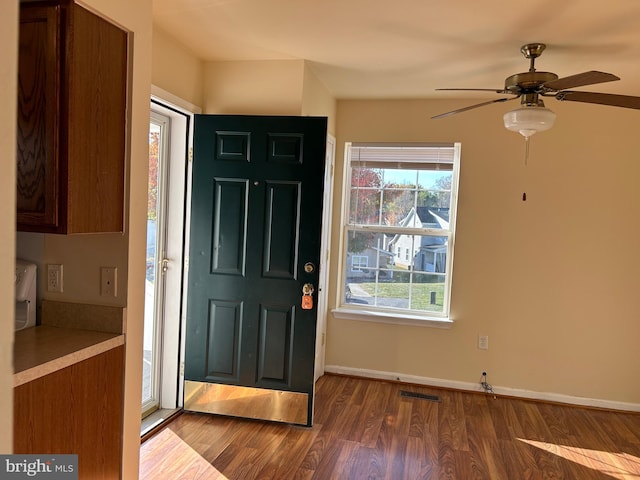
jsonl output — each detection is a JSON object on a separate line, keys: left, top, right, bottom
{"left": 399, "top": 391, "right": 441, "bottom": 402}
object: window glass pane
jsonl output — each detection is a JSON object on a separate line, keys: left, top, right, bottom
{"left": 350, "top": 167, "right": 382, "bottom": 224}
{"left": 418, "top": 170, "right": 452, "bottom": 191}
{"left": 409, "top": 272, "right": 445, "bottom": 312}
{"left": 381, "top": 187, "right": 415, "bottom": 226}
{"left": 392, "top": 234, "right": 448, "bottom": 273}
{"left": 345, "top": 231, "right": 391, "bottom": 269}
{"left": 381, "top": 168, "right": 418, "bottom": 186}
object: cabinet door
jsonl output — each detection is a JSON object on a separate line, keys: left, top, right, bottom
{"left": 14, "top": 346, "right": 125, "bottom": 479}
{"left": 16, "top": 5, "right": 60, "bottom": 230}
{"left": 66, "top": 5, "right": 127, "bottom": 233}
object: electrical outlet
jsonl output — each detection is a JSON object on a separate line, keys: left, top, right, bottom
{"left": 478, "top": 335, "right": 489, "bottom": 350}
{"left": 100, "top": 267, "right": 117, "bottom": 297}
{"left": 47, "top": 264, "right": 63, "bottom": 293}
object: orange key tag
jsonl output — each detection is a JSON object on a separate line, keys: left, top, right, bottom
{"left": 302, "top": 294, "right": 313, "bottom": 310}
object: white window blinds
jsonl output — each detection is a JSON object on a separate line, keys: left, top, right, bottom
{"left": 349, "top": 143, "right": 456, "bottom": 170}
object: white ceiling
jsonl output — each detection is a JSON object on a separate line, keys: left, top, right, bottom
{"left": 153, "top": 0, "right": 640, "bottom": 100}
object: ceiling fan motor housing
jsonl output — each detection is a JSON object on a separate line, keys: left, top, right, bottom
{"left": 505, "top": 71, "right": 559, "bottom": 93}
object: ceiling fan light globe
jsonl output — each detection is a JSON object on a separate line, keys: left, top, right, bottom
{"left": 503, "top": 106, "right": 556, "bottom": 137}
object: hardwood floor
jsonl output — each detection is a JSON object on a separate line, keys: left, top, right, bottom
{"left": 140, "top": 374, "right": 640, "bottom": 479}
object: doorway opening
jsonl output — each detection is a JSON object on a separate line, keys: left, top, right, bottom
{"left": 141, "top": 96, "right": 192, "bottom": 435}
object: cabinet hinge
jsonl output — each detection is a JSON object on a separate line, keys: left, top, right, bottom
{"left": 188, "top": 147, "right": 193, "bottom": 163}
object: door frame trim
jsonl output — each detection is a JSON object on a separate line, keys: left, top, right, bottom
{"left": 150, "top": 86, "right": 200, "bottom": 410}
{"left": 315, "top": 134, "right": 335, "bottom": 382}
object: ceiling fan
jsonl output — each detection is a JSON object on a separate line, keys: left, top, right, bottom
{"left": 432, "top": 43, "right": 640, "bottom": 138}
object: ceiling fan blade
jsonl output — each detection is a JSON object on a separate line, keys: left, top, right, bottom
{"left": 436, "top": 88, "right": 512, "bottom": 94}
{"left": 432, "top": 96, "right": 518, "bottom": 119}
{"left": 555, "top": 91, "right": 640, "bottom": 109}
{"left": 543, "top": 71, "right": 619, "bottom": 91}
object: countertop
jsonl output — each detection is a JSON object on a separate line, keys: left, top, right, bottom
{"left": 14, "top": 325, "right": 124, "bottom": 387}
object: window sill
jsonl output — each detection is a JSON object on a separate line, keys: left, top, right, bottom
{"left": 331, "top": 307, "right": 453, "bottom": 329}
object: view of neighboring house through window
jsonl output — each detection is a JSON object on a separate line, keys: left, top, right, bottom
{"left": 340, "top": 142, "right": 461, "bottom": 319}
{"left": 351, "top": 255, "right": 369, "bottom": 272}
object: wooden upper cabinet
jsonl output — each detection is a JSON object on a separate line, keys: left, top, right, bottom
{"left": 17, "top": 0, "right": 128, "bottom": 234}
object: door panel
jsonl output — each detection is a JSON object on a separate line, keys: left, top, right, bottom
{"left": 185, "top": 115, "right": 327, "bottom": 426}
{"left": 211, "top": 179, "right": 248, "bottom": 275}
{"left": 263, "top": 182, "right": 300, "bottom": 278}
{"left": 206, "top": 299, "right": 241, "bottom": 379}
{"left": 257, "top": 304, "right": 292, "bottom": 384}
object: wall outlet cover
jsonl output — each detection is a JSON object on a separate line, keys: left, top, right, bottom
{"left": 47, "top": 264, "right": 63, "bottom": 293}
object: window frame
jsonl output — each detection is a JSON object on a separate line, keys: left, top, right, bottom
{"left": 333, "top": 142, "right": 461, "bottom": 327}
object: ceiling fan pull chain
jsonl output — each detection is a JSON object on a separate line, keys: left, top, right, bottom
{"left": 523, "top": 137, "right": 530, "bottom": 201}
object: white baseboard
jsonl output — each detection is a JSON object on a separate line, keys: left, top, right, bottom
{"left": 324, "top": 365, "right": 640, "bottom": 413}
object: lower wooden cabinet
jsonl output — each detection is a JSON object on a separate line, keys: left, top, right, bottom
{"left": 14, "top": 346, "right": 125, "bottom": 479}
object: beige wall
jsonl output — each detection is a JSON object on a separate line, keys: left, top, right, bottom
{"left": 302, "top": 63, "right": 337, "bottom": 135}
{"left": 328, "top": 98, "right": 640, "bottom": 405}
{"left": 0, "top": 0, "right": 18, "bottom": 454}
{"left": 152, "top": 24, "right": 204, "bottom": 108}
{"left": 203, "top": 59, "right": 305, "bottom": 114}
{"left": 202, "top": 59, "right": 336, "bottom": 131}
{"left": 16, "top": 232, "right": 129, "bottom": 307}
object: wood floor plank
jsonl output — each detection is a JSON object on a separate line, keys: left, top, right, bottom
{"left": 352, "top": 445, "right": 386, "bottom": 479}
{"left": 407, "top": 391, "right": 439, "bottom": 464}
{"left": 140, "top": 374, "right": 640, "bottom": 480}
{"left": 349, "top": 380, "right": 392, "bottom": 447}
{"left": 383, "top": 398, "right": 412, "bottom": 479}
{"left": 405, "top": 436, "right": 437, "bottom": 480}
{"left": 464, "top": 394, "right": 508, "bottom": 479}
{"left": 256, "top": 426, "right": 320, "bottom": 479}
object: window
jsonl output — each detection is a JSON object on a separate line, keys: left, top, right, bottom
{"left": 337, "top": 142, "right": 461, "bottom": 323}
{"left": 351, "top": 255, "right": 369, "bottom": 272}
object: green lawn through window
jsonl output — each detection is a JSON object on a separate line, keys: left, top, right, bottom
{"left": 356, "top": 282, "right": 445, "bottom": 311}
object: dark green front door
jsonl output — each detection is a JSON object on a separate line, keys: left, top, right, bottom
{"left": 184, "top": 115, "right": 327, "bottom": 426}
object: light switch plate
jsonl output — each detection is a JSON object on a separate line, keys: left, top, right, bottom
{"left": 100, "top": 267, "right": 117, "bottom": 297}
